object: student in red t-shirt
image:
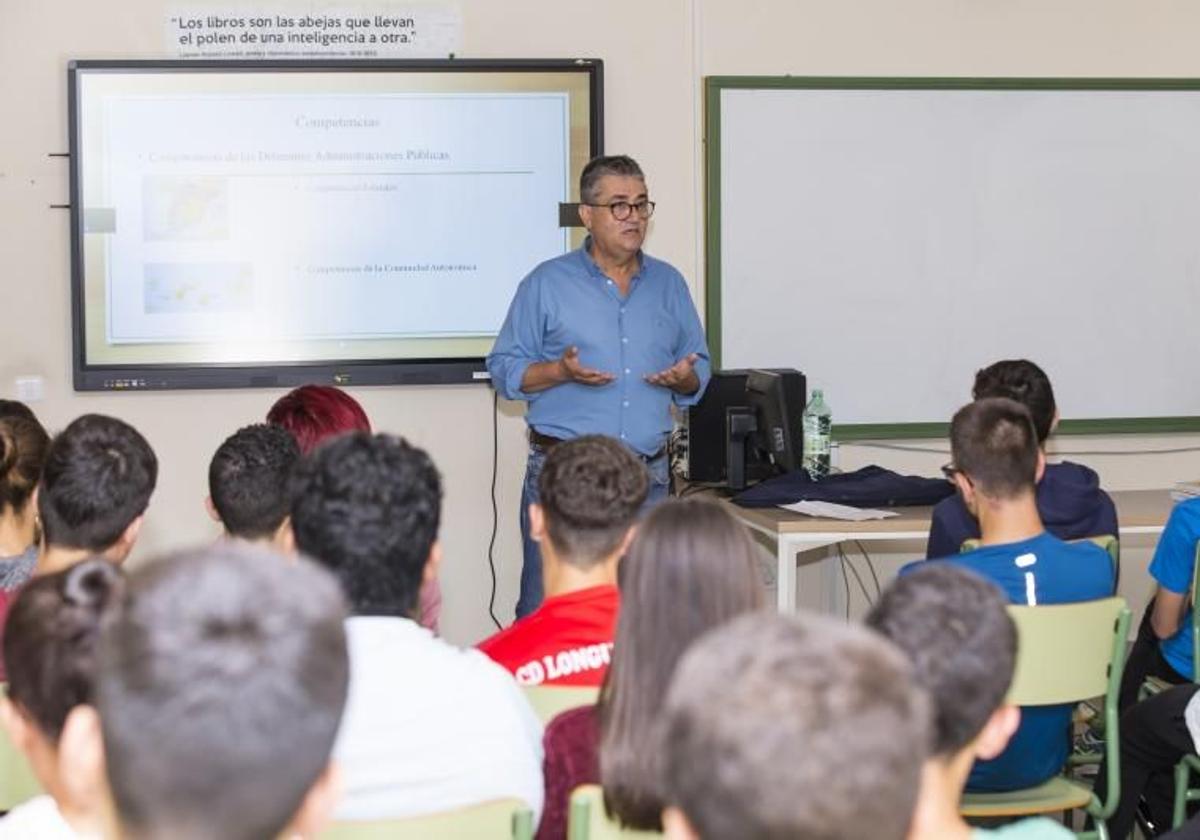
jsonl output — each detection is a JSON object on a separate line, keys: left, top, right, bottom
{"left": 478, "top": 435, "right": 648, "bottom": 686}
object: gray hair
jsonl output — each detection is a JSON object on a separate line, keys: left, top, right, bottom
{"left": 580, "top": 155, "right": 644, "bottom": 204}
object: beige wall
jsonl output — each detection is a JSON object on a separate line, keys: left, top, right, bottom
{"left": 3, "top": 0, "right": 1199, "bottom": 643}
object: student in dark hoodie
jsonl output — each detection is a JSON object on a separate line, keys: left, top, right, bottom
{"left": 925, "top": 359, "right": 1118, "bottom": 560}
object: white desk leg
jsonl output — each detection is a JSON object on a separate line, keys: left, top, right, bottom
{"left": 773, "top": 535, "right": 845, "bottom": 615}
{"left": 776, "top": 538, "right": 797, "bottom": 613}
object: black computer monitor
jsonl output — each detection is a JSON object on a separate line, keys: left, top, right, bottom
{"left": 745, "top": 369, "right": 807, "bottom": 474}
{"left": 682, "top": 370, "right": 751, "bottom": 483}
{"left": 683, "top": 368, "right": 805, "bottom": 488}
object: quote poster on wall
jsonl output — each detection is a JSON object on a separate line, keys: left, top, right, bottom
{"left": 165, "top": 4, "right": 461, "bottom": 58}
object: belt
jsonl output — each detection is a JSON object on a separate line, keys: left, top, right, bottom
{"left": 530, "top": 429, "right": 666, "bottom": 463}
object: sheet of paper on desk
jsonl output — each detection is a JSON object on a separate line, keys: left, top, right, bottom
{"left": 779, "top": 500, "right": 900, "bottom": 521}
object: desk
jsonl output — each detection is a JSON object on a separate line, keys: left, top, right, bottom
{"left": 727, "top": 489, "right": 1176, "bottom": 613}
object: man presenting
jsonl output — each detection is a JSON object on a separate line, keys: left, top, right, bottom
{"left": 488, "top": 155, "right": 711, "bottom": 618}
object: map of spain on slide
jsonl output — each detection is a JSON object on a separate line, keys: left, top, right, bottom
{"left": 142, "top": 175, "right": 229, "bottom": 241}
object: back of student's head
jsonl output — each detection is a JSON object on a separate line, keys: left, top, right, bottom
{"left": 949, "top": 397, "right": 1039, "bottom": 499}
{"left": 290, "top": 432, "right": 441, "bottom": 617}
{"left": 973, "top": 359, "right": 1057, "bottom": 446}
{"left": 3, "top": 558, "right": 122, "bottom": 743}
{"left": 38, "top": 414, "right": 158, "bottom": 552}
{"left": 0, "top": 406, "right": 50, "bottom": 517}
{"left": 209, "top": 423, "right": 300, "bottom": 539}
{"left": 97, "top": 543, "right": 349, "bottom": 840}
{"left": 600, "top": 498, "right": 764, "bottom": 829}
{"left": 0, "top": 399, "right": 38, "bottom": 423}
{"left": 538, "top": 435, "right": 648, "bottom": 567}
{"left": 866, "top": 564, "right": 1016, "bottom": 757}
{"left": 661, "top": 611, "right": 930, "bottom": 840}
{"left": 266, "top": 385, "right": 371, "bottom": 455}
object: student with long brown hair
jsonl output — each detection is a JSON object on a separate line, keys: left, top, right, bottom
{"left": 0, "top": 400, "right": 50, "bottom": 591}
{"left": 536, "top": 497, "right": 764, "bottom": 840}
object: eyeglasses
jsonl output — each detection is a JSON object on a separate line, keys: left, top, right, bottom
{"left": 940, "top": 462, "right": 961, "bottom": 482}
{"left": 585, "top": 199, "right": 656, "bottom": 221}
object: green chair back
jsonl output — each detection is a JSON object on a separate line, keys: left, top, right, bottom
{"left": 1006, "top": 598, "right": 1128, "bottom": 706}
{"left": 960, "top": 597, "right": 1130, "bottom": 839}
{"left": 567, "top": 785, "right": 661, "bottom": 840}
{"left": 523, "top": 685, "right": 599, "bottom": 725}
{"left": 0, "top": 685, "right": 43, "bottom": 810}
{"left": 318, "top": 798, "right": 534, "bottom": 840}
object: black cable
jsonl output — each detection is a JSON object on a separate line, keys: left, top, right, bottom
{"left": 486, "top": 390, "right": 502, "bottom": 631}
{"left": 838, "top": 545, "right": 874, "bottom": 609}
{"left": 854, "top": 540, "right": 883, "bottom": 599}
{"left": 839, "top": 550, "right": 851, "bottom": 620}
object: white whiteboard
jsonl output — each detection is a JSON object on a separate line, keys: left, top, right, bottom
{"left": 712, "top": 83, "right": 1200, "bottom": 430}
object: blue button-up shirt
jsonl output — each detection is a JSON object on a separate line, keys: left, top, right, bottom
{"left": 487, "top": 240, "right": 711, "bottom": 457}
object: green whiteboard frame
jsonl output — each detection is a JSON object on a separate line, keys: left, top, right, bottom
{"left": 704, "top": 75, "right": 1200, "bottom": 441}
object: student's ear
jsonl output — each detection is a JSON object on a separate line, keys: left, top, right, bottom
{"left": 529, "top": 503, "right": 546, "bottom": 544}
{"left": 274, "top": 515, "right": 296, "bottom": 555}
{"left": 1034, "top": 449, "right": 1046, "bottom": 483}
{"left": 109, "top": 514, "right": 145, "bottom": 563}
{"left": 0, "top": 696, "right": 33, "bottom": 756}
{"left": 661, "top": 806, "right": 700, "bottom": 840}
{"left": 283, "top": 762, "right": 342, "bottom": 839}
{"left": 205, "top": 495, "right": 222, "bottom": 524}
{"left": 974, "top": 703, "right": 1022, "bottom": 761}
{"left": 1049, "top": 409, "right": 1060, "bottom": 437}
{"left": 57, "top": 705, "right": 111, "bottom": 826}
{"left": 422, "top": 540, "right": 443, "bottom": 586}
{"left": 29, "top": 484, "right": 41, "bottom": 530}
{"left": 952, "top": 472, "right": 977, "bottom": 513}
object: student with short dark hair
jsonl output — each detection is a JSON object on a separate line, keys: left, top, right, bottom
{"left": 867, "top": 564, "right": 1073, "bottom": 839}
{"left": 915, "top": 398, "right": 1113, "bottom": 792}
{"left": 536, "top": 498, "right": 764, "bottom": 840}
{"left": 79, "top": 543, "right": 349, "bottom": 840}
{"left": 290, "top": 432, "right": 544, "bottom": 821}
{"left": 36, "top": 414, "right": 157, "bottom": 577}
{"left": 267, "top": 384, "right": 442, "bottom": 631}
{"left": 0, "top": 558, "right": 122, "bottom": 838}
{"left": 0, "top": 401, "right": 50, "bottom": 590}
{"left": 925, "top": 359, "right": 1118, "bottom": 559}
{"left": 659, "top": 611, "right": 930, "bottom": 840}
{"left": 206, "top": 423, "right": 299, "bottom": 549}
{"left": 478, "top": 435, "right": 648, "bottom": 686}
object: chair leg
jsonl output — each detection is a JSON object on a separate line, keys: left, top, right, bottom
{"left": 1175, "top": 761, "right": 1192, "bottom": 829}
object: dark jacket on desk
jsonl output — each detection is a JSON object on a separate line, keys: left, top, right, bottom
{"left": 733, "top": 465, "right": 954, "bottom": 509}
{"left": 924, "top": 461, "right": 1119, "bottom": 559}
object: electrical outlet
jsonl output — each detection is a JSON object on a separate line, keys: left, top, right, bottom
{"left": 15, "top": 376, "right": 45, "bottom": 402}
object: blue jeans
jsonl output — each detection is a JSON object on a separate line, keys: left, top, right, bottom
{"left": 515, "top": 441, "right": 669, "bottom": 619}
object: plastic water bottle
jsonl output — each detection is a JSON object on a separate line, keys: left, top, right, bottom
{"left": 802, "top": 389, "right": 832, "bottom": 480}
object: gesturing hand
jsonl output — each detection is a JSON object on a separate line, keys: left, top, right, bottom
{"left": 559, "top": 346, "right": 616, "bottom": 386}
{"left": 645, "top": 353, "right": 700, "bottom": 393}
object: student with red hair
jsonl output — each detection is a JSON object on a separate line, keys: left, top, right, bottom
{"left": 266, "top": 385, "right": 372, "bottom": 455}
{"left": 268, "top": 385, "right": 442, "bottom": 631}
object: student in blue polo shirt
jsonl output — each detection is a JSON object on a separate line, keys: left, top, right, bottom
{"left": 916, "top": 397, "right": 1115, "bottom": 792}
{"left": 1117, "top": 497, "right": 1200, "bottom": 711}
